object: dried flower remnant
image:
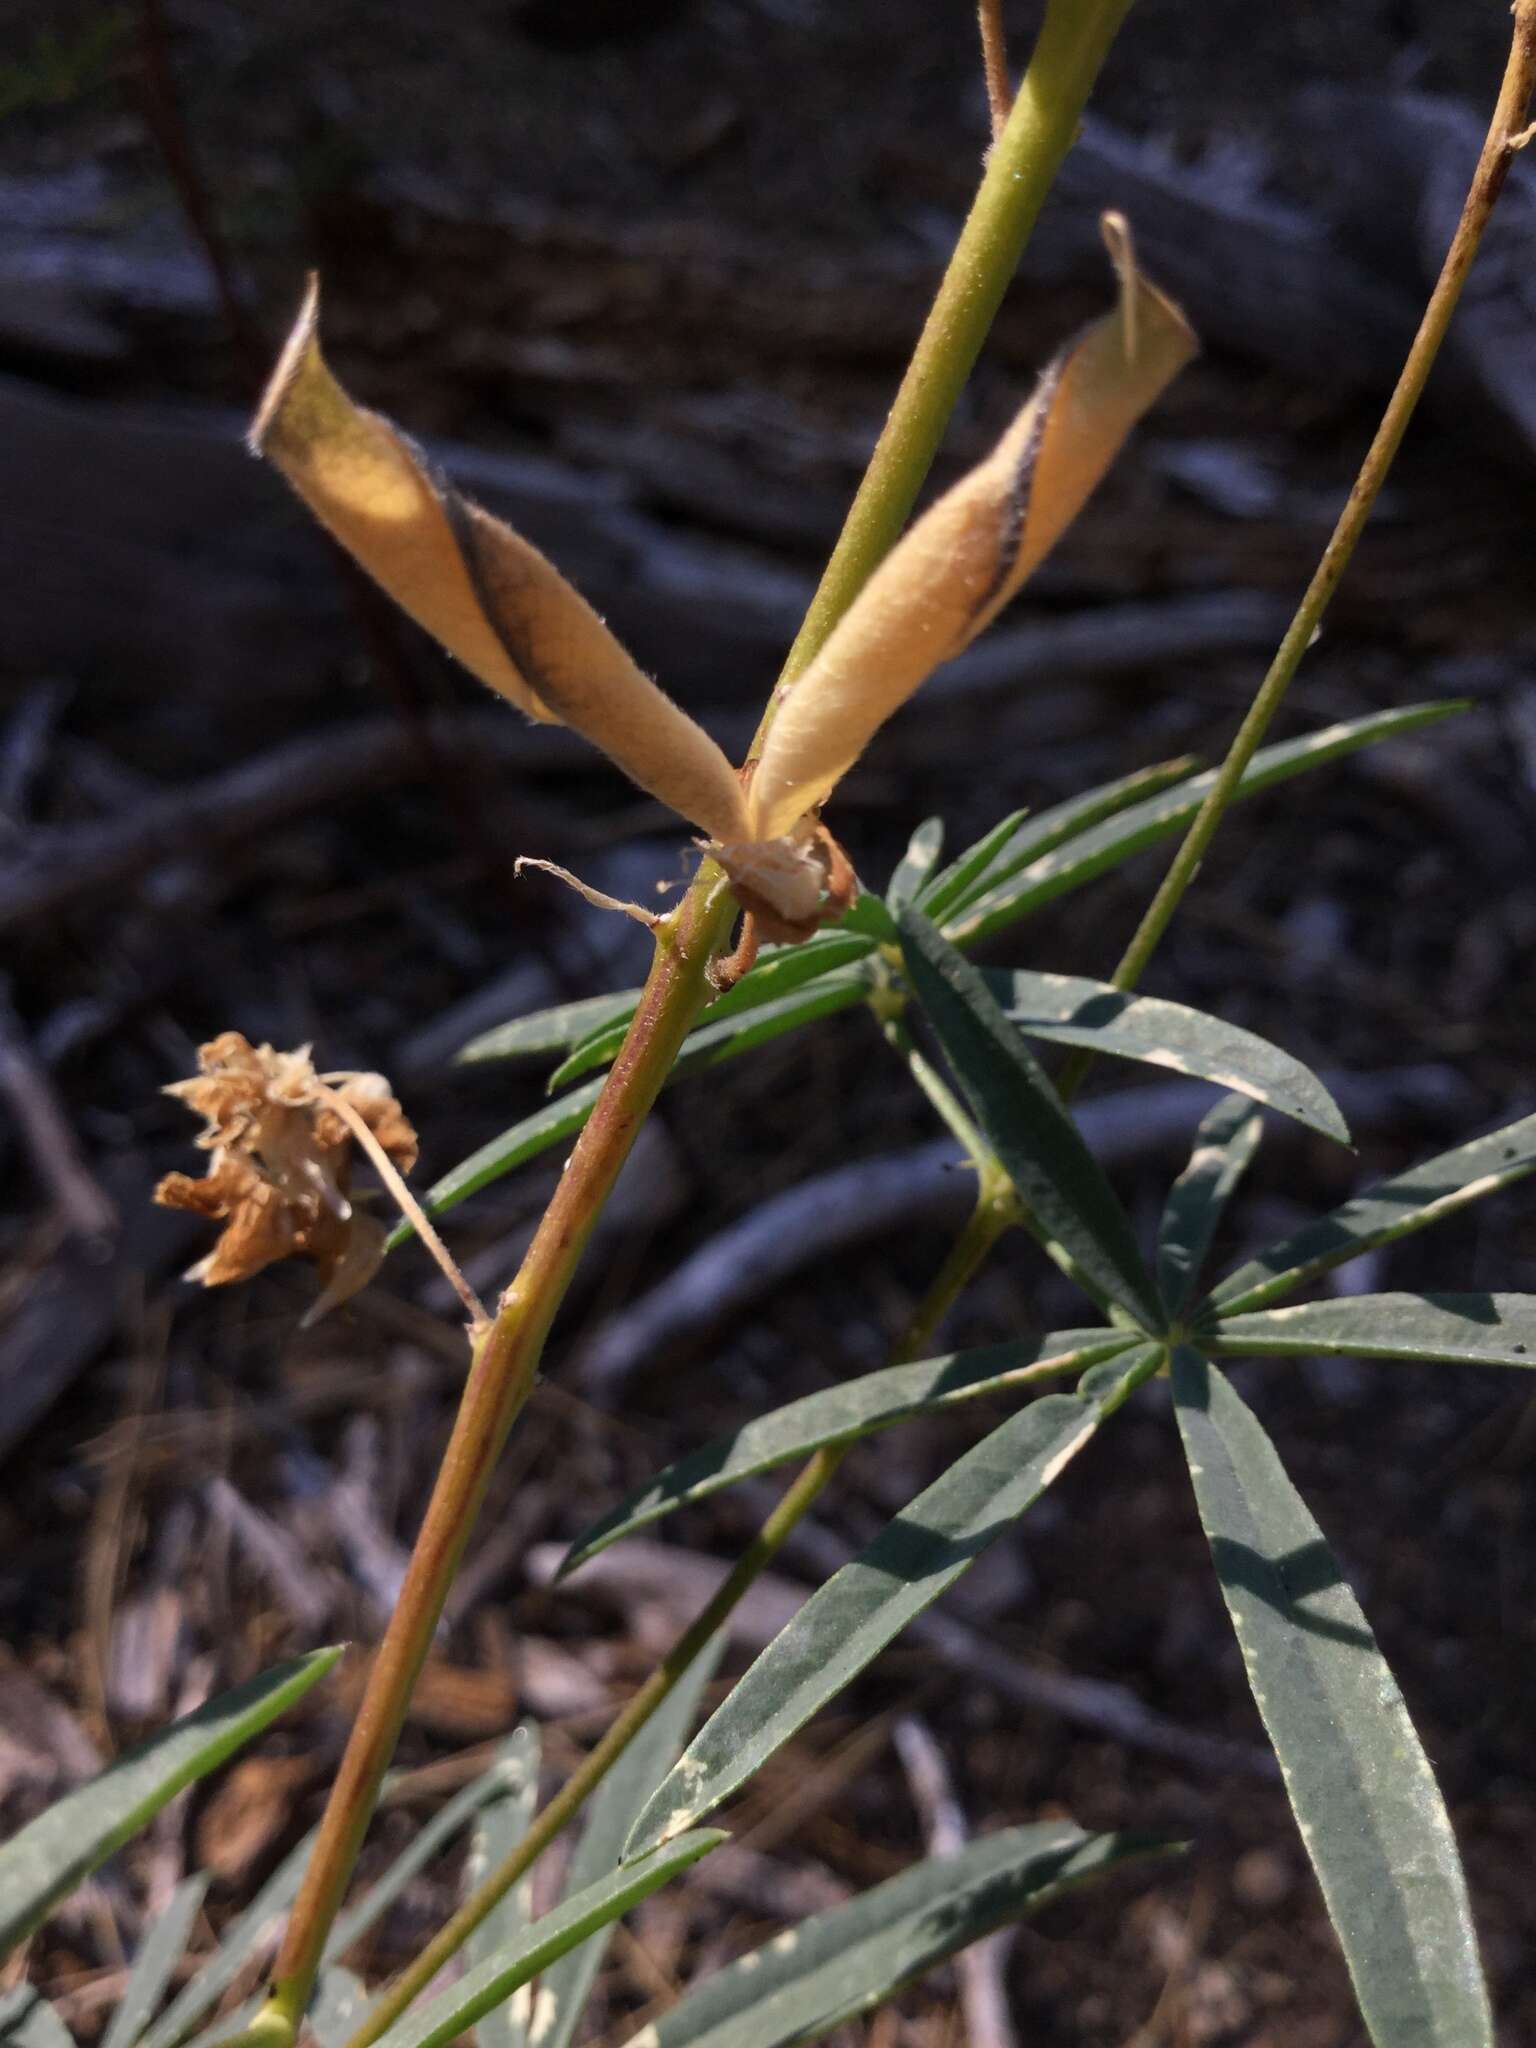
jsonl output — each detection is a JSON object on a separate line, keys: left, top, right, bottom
{"left": 155, "top": 1033, "right": 418, "bottom": 1323}
{"left": 250, "top": 216, "right": 1193, "bottom": 942}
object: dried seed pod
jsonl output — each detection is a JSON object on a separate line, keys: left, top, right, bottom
{"left": 746, "top": 214, "right": 1197, "bottom": 843}
{"left": 251, "top": 282, "right": 750, "bottom": 846}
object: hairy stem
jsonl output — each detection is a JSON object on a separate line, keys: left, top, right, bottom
{"left": 1061, "top": 0, "right": 1536, "bottom": 1093}
{"left": 771, "top": 0, "right": 1135, "bottom": 699}
{"left": 257, "top": 0, "right": 1139, "bottom": 2029}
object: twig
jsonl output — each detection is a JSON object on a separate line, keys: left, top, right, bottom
{"left": 894, "top": 1717, "right": 1018, "bottom": 2048}
{"left": 0, "top": 976, "right": 117, "bottom": 1239}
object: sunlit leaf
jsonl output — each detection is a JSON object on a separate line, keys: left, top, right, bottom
{"left": 457, "top": 992, "right": 641, "bottom": 1066}
{"left": 1211, "top": 1292, "right": 1536, "bottom": 1370}
{"left": 947, "top": 703, "right": 1465, "bottom": 949}
{"left": 983, "top": 969, "right": 1346, "bottom": 1142}
{"left": 1172, "top": 1348, "right": 1491, "bottom": 2048}
{"left": 626, "top": 1348, "right": 1159, "bottom": 1854}
{"left": 885, "top": 817, "right": 945, "bottom": 912}
{"left": 615, "top": 1824, "right": 1175, "bottom": 2048}
{"left": 1156, "top": 1094, "right": 1263, "bottom": 1316}
{"left": 367, "top": 1835, "right": 725, "bottom": 2048}
{"left": 546, "top": 934, "right": 875, "bottom": 1093}
{"left": 899, "top": 911, "right": 1162, "bottom": 1328}
{"left": 0, "top": 1991, "right": 76, "bottom": 2048}
{"left": 532, "top": 1639, "right": 726, "bottom": 2048}
{"left": 1206, "top": 1109, "right": 1536, "bottom": 1317}
{"left": 101, "top": 1876, "right": 210, "bottom": 2048}
{"left": 465, "top": 1726, "right": 541, "bottom": 2048}
{"left": 560, "top": 1328, "right": 1135, "bottom": 1575}
{"left": 0, "top": 1648, "right": 341, "bottom": 1960}
{"left": 917, "top": 805, "right": 1030, "bottom": 921}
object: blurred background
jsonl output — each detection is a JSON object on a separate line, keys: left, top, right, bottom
{"left": 2, "top": 2, "right": 1534, "bottom": 2041}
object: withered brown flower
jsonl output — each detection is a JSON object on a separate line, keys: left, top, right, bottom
{"left": 155, "top": 1033, "right": 418, "bottom": 1323}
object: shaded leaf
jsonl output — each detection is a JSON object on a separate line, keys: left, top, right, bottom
{"left": 368, "top": 1834, "right": 726, "bottom": 2048}
{"left": 1211, "top": 1292, "right": 1536, "bottom": 1370}
{"left": 1171, "top": 1348, "right": 1491, "bottom": 2048}
{"left": 101, "top": 1876, "right": 210, "bottom": 2048}
{"left": 0, "top": 1648, "right": 341, "bottom": 1960}
{"left": 457, "top": 992, "right": 640, "bottom": 1067}
{"left": 885, "top": 818, "right": 945, "bottom": 912}
{"left": 311, "top": 1971, "right": 368, "bottom": 2048}
{"left": 627, "top": 1348, "right": 1158, "bottom": 1854}
{"left": 899, "top": 911, "right": 1162, "bottom": 1328}
{"left": 616, "top": 1824, "right": 1174, "bottom": 2048}
{"left": 984, "top": 969, "right": 1346, "bottom": 1142}
{"left": 393, "top": 1078, "right": 605, "bottom": 1243}
{"left": 947, "top": 704, "right": 1465, "bottom": 949}
{"left": 532, "top": 1638, "right": 727, "bottom": 2048}
{"left": 1207, "top": 1110, "right": 1536, "bottom": 1316}
{"left": 917, "top": 805, "right": 1030, "bottom": 921}
{"left": 1156, "top": 1094, "right": 1263, "bottom": 1316}
{"left": 560, "top": 1328, "right": 1136, "bottom": 1575}
{"left": 465, "top": 1726, "right": 541, "bottom": 2048}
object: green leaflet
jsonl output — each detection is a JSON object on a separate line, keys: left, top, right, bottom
{"left": 947, "top": 703, "right": 1464, "bottom": 948}
{"left": 984, "top": 969, "right": 1346, "bottom": 1142}
{"left": 464, "top": 1726, "right": 542, "bottom": 2048}
{"left": 1171, "top": 1349, "right": 1491, "bottom": 2048}
{"left": 917, "top": 804, "right": 1030, "bottom": 921}
{"left": 615, "top": 1824, "right": 1175, "bottom": 2048}
{"left": 0, "top": 1992, "right": 76, "bottom": 2048}
{"left": 531, "top": 1635, "right": 727, "bottom": 2048}
{"left": 1156, "top": 1094, "right": 1264, "bottom": 1316}
{"left": 0, "top": 1647, "right": 341, "bottom": 1961}
{"left": 1211, "top": 1292, "right": 1536, "bottom": 1370}
{"left": 1206, "top": 1109, "right": 1536, "bottom": 1317}
{"left": 310, "top": 1971, "right": 368, "bottom": 2048}
{"left": 885, "top": 816, "right": 945, "bottom": 911}
{"left": 547, "top": 932, "right": 875, "bottom": 1093}
{"left": 100, "top": 1877, "right": 210, "bottom": 2048}
{"left": 559, "top": 1328, "right": 1135, "bottom": 1575}
{"left": 457, "top": 990, "right": 641, "bottom": 1065}
{"left": 626, "top": 1348, "right": 1159, "bottom": 1855}
{"left": 925, "top": 754, "right": 1197, "bottom": 922}
{"left": 367, "top": 1834, "right": 726, "bottom": 2048}
{"left": 899, "top": 911, "right": 1162, "bottom": 1329}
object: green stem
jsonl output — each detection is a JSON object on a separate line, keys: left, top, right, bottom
{"left": 769, "top": 0, "right": 1135, "bottom": 700}
{"left": 1060, "top": 1, "right": 1536, "bottom": 1098}
{"left": 257, "top": 2, "right": 1141, "bottom": 2030}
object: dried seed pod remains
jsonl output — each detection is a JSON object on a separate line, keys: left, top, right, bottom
{"left": 249, "top": 221, "right": 1192, "bottom": 944}
{"left": 155, "top": 1033, "right": 418, "bottom": 1322}
{"left": 746, "top": 214, "right": 1197, "bottom": 843}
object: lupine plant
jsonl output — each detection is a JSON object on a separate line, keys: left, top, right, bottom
{"left": 5, "top": 3, "right": 1535, "bottom": 2044}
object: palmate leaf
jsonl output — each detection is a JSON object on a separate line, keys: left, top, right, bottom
{"left": 615, "top": 1824, "right": 1175, "bottom": 2048}
{"left": 947, "top": 702, "right": 1464, "bottom": 948}
{"left": 367, "top": 1834, "right": 725, "bottom": 2048}
{"left": 899, "top": 910, "right": 1163, "bottom": 1329}
{"left": 1156, "top": 1094, "right": 1264, "bottom": 1316}
{"left": 531, "top": 1635, "right": 727, "bottom": 2048}
{"left": 1171, "top": 1348, "right": 1491, "bottom": 2048}
{"left": 626, "top": 1348, "right": 1160, "bottom": 1856}
{"left": 922, "top": 755, "right": 1197, "bottom": 922}
{"left": 1206, "top": 1109, "right": 1536, "bottom": 1317}
{"left": 0, "top": 1647, "right": 341, "bottom": 1961}
{"left": 464, "top": 1726, "right": 541, "bottom": 2048}
{"left": 559, "top": 1328, "right": 1136, "bottom": 1576}
{"left": 1211, "top": 1292, "right": 1536, "bottom": 1370}
{"left": 546, "top": 932, "right": 876, "bottom": 1093}
{"left": 983, "top": 969, "right": 1347, "bottom": 1142}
